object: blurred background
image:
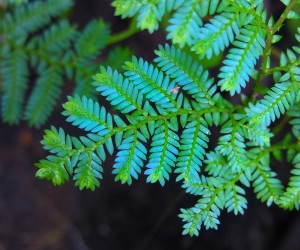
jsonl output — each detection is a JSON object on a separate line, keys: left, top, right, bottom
{"left": 1, "top": 0, "right": 300, "bottom": 249}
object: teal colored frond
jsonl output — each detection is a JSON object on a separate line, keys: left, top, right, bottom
{"left": 2, "top": 0, "right": 73, "bottom": 39}
{"left": 251, "top": 154, "right": 284, "bottom": 206}
{"left": 215, "top": 120, "right": 248, "bottom": 173}
{"left": 24, "top": 65, "right": 63, "bottom": 127}
{"left": 239, "top": 122, "right": 272, "bottom": 147}
{"left": 1, "top": 48, "right": 28, "bottom": 124}
{"left": 145, "top": 121, "right": 180, "bottom": 186}
{"left": 246, "top": 82, "right": 297, "bottom": 128}
{"left": 154, "top": 44, "right": 221, "bottom": 107}
{"left": 175, "top": 116, "right": 210, "bottom": 183}
{"left": 167, "top": 0, "right": 228, "bottom": 47}
{"left": 62, "top": 95, "right": 114, "bottom": 140}
{"left": 278, "top": 153, "right": 300, "bottom": 210}
{"left": 192, "top": 9, "right": 240, "bottom": 59}
{"left": 92, "top": 66, "right": 152, "bottom": 116}
{"left": 218, "top": 25, "right": 266, "bottom": 95}
{"left": 224, "top": 184, "right": 247, "bottom": 215}
{"left": 113, "top": 130, "right": 147, "bottom": 184}
{"left": 205, "top": 151, "right": 231, "bottom": 178}
{"left": 179, "top": 189, "right": 224, "bottom": 235}
{"left": 123, "top": 56, "right": 182, "bottom": 114}
{"left": 166, "top": 0, "right": 203, "bottom": 47}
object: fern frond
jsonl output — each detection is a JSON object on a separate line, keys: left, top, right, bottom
{"left": 62, "top": 95, "right": 114, "bottom": 141}
{"left": 225, "top": 184, "right": 247, "bottom": 215}
{"left": 112, "top": 0, "right": 184, "bottom": 33}
{"left": 123, "top": 56, "right": 182, "bottom": 113}
{"left": 288, "top": 104, "right": 300, "bottom": 139}
{"left": 24, "top": 65, "right": 63, "bottom": 127}
{"left": 145, "top": 121, "right": 180, "bottom": 185}
{"left": 278, "top": 153, "right": 300, "bottom": 210}
{"left": 32, "top": 20, "right": 77, "bottom": 54}
{"left": 92, "top": 66, "right": 152, "bottom": 116}
{"left": 113, "top": 129, "right": 147, "bottom": 184}
{"left": 175, "top": 116, "right": 209, "bottom": 183}
{"left": 166, "top": 0, "right": 202, "bottom": 47}
{"left": 1, "top": 48, "right": 28, "bottom": 124}
{"left": 1, "top": 0, "right": 111, "bottom": 127}
{"left": 2, "top": 0, "right": 73, "bottom": 39}
{"left": 215, "top": 120, "right": 248, "bottom": 173}
{"left": 192, "top": 8, "right": 240, "bottom": 59}
{"left": 154, "top": 44, "right": 221, "bottom": 108}
{"left": 104, "top": 46, "right": 133, "bottom": 71}
{"left": 251, "top": 154, "right": 284, "bottom": 206}
{"left": 75, "top": 19, "right": 110, "bottom": 61}
{"left": 218, "top": 24, "right": 266, "bottom": 95}
{"left": 246, "top": 82, "right": 297, "bottom": 128}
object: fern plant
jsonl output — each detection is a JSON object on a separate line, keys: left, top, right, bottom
{"left": 29, "top": 0, "right": 300, "bottom": 236}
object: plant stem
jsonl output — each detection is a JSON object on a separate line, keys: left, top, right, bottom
{"left": 107, "top": 20, "right": 139, "bottom": 45}
{"left": 255, "top": 0, "right": 298, "bottom": 87}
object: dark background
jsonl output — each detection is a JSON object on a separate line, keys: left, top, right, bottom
{"left": 1, "top": 0, "right": 300, "bottom": 249}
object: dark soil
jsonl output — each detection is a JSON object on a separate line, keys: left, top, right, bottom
{"left": 1, "top": 1, "right": 300, "bottom": 249}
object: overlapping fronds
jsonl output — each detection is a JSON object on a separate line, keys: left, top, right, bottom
{"left": 0, "top": 0, "right": 110, "bottom": 127}
{"left": 113, "top": 0, "right": 269, "bottom": 95}
{"left": 34, "top": 0, "right": 300, "bottom": 237}
{"left": 35, "top": 37, "right": 300, "bottom": 235}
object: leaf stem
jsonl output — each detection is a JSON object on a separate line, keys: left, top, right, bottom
{"left": 107, "top": 19, "right": 139, "bottom": 45}
{"left": 255, "top": 0, "right": 298, "bottom": 87}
